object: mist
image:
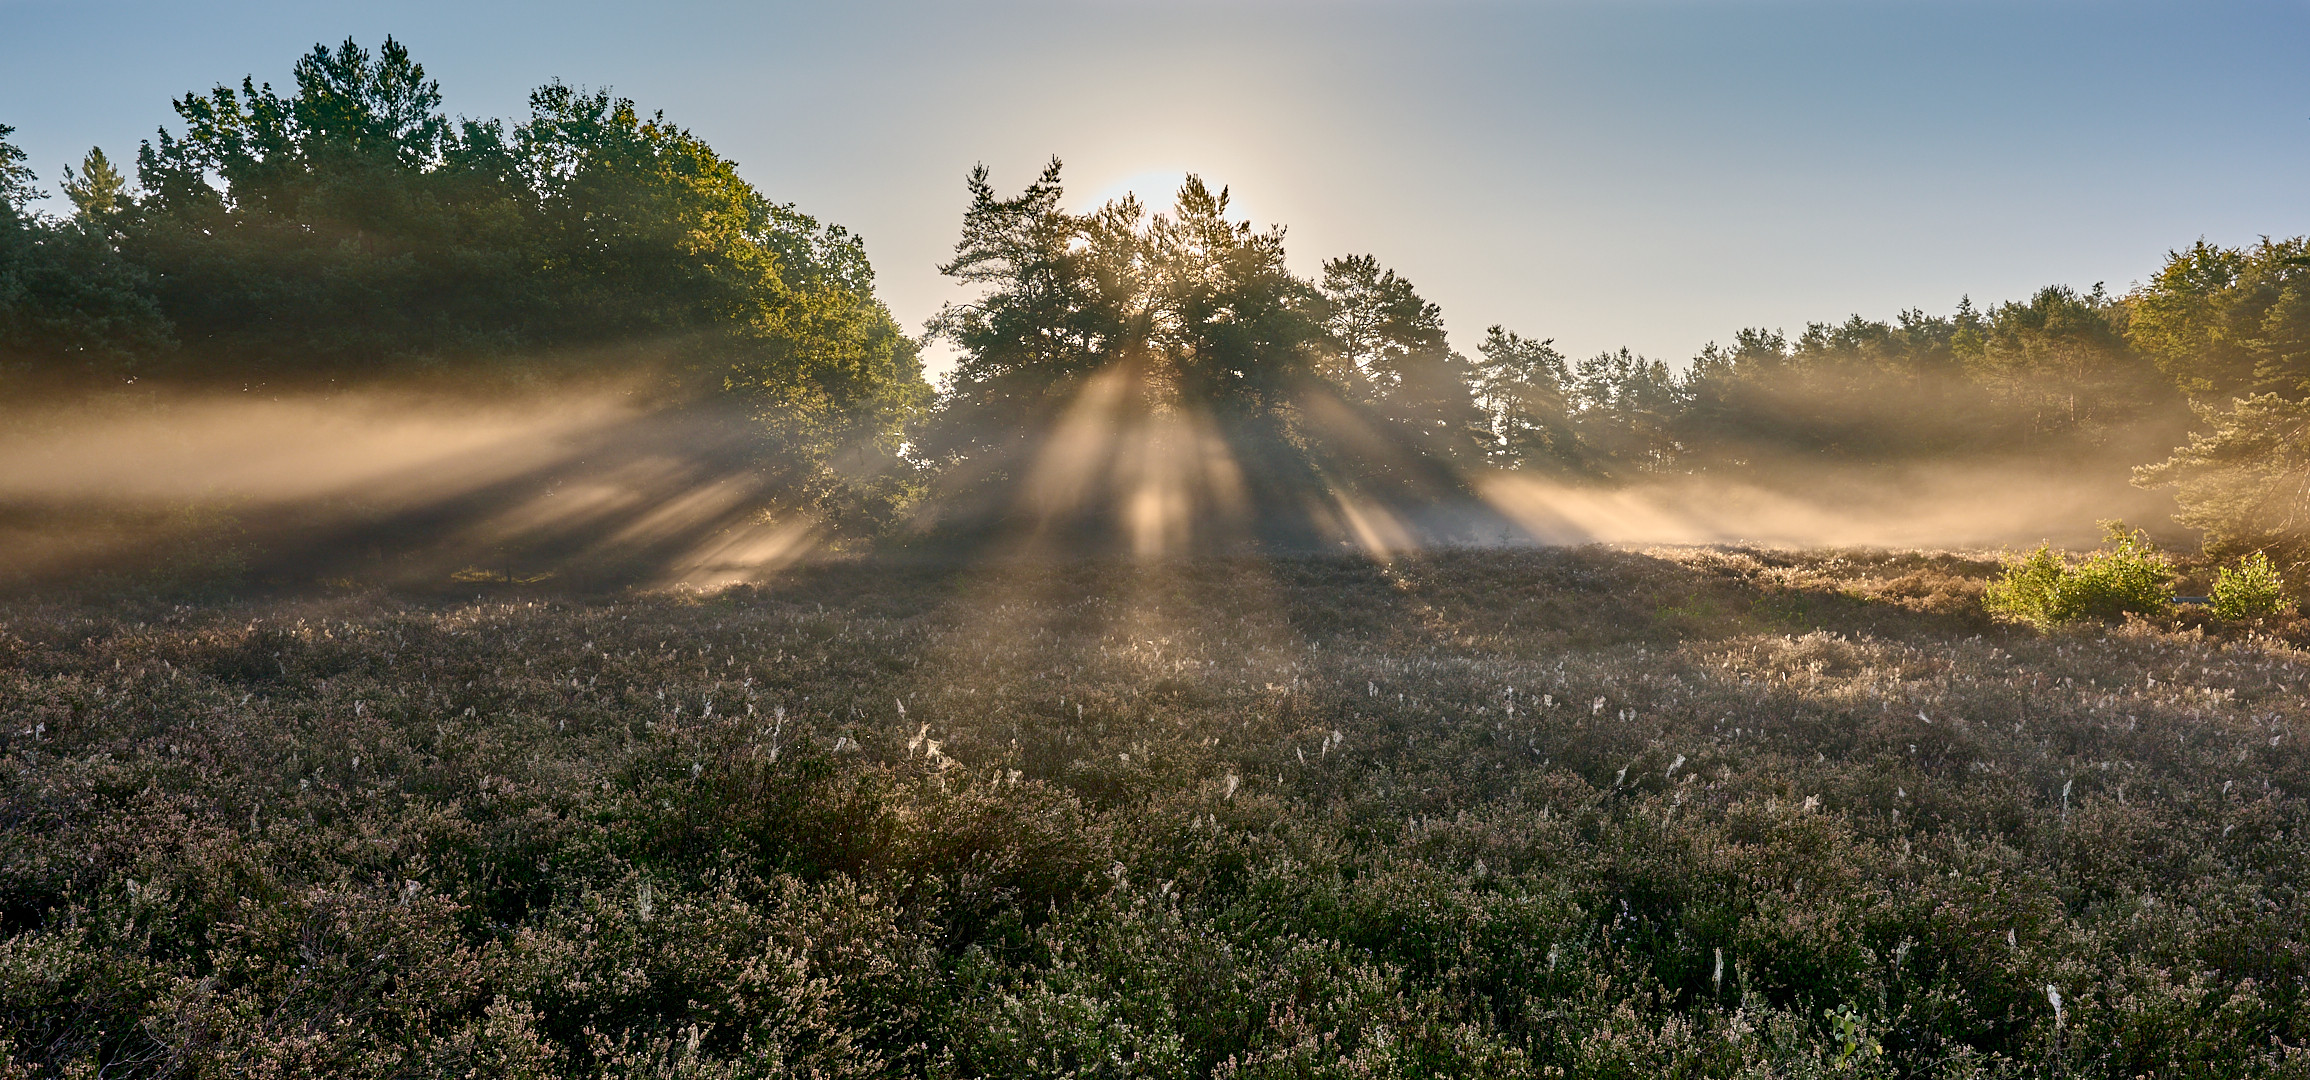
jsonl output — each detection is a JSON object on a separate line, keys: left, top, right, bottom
{"left": 0, "top": 388, "right": 824, "bottom": 591}
{"left": 0, "top": 382, "right": 2180, "bottom": 595}
{"left": 1474, "top": 458, "right": 2175, "bottom": 554}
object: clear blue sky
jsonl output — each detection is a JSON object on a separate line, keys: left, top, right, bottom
{"left": 6, "top": 0, "right": 2307, "bottom": 376}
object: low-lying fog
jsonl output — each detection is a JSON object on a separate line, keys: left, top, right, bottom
{"left": 0, "top": 390, "right": 2176, "bottom": 590}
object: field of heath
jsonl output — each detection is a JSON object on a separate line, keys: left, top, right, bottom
{"left": 3, "top": 546, "right": 2308, "bottom": 1078}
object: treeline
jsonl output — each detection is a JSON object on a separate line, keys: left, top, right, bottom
{"left": 918, "top": 161, "right": 2307, "bottom": 563}
{"left": 0, "top": 39, "right": 926, "bottom": 524}
{"left": 925, "top": 179, "right": 2194, "bottom": 480}
{"left": 4, "top": 38, "right": 2306, "bottom": 562}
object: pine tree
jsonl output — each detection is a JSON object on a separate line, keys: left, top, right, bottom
{"left": 60, "top": 147, "right": 126, "bottom": 221}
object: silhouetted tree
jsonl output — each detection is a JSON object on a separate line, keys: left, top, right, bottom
{"left": 916, "top": 159, "right": 1155, "bottom": 472}
{"left": 1157, "top": 177, "right": 1325, "bottom": 417}
{"left": 1317, "top": 254, "right": 1485, "bottom": 460}
{"left": 921, "top": 163, "right": 1324, "bottom": 462}
{"left": 918, "top": 162, "right": 1501, "bottom": 546}
{"left": 1471, "top": 325, "right": 1578, "bottom": 470}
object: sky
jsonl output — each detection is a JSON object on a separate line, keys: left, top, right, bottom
{"left": 6, "top": 0, "right": 2308, "bottom": 379}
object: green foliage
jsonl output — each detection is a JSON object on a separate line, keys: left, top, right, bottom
{"left": 2063, "top": 521, "right": 2175, "bottom": 619}
{"left": 921, "top": 160, "right": 1325, "bottom": 445}
{"left": 0, "top": 123, "right": 37, "bottom": 216}
{"left": 2128, "top": 237, "right": 2310, "bottom": 401}
{"left": 1823, "top": 1002, "right": 1883, "bottom": 1070}
{"left": 2135, "top": 393, "right": 2310, "bottom": 570}
{"left": 1568, "top": 347, "right": 1686, "bottom": 475}
{"left": 914, "top": 161, "right": 1482, "bottom": 540}
{"left": 22, "top": 53, "right": 2309, "bottom": 544}
{"left": 1317, "top": 254, "right": 1486, "bottom": 460}
{"left": 1669, "top": 293, "right": 2182, "bottom": 474}
{"left": 1458, "top": 280, "right": 2189, "bottom": 481}
{"left": 120, "top": 40, "right": 923, "bottom": 410}
{"left": 0, "top": 127, "right": 173, "bottom": 384}
{"left": 1472, "top": 326, "right": 1579, "bottom": 470}
{"left": 1982, "top": 545, "right": 2069, "bottom": 627}
{"left": 2211, "top": 551, "right": 2291, "bottom": 620}
{"left": 5, "top": 38, "right": 931, "bottom": 523}
{"left": 1984, "top": 522, "right": 2174, "bottom": 627}
{"left": 1970, "top": 284, "right": 2178, "bottom": 446}
{"left": 60, "top": 147, "right": 126, "bottom": 221}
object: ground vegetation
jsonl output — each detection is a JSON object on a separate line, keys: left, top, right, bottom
{"left": 3, "top": 548, "right": 2307, "bottom": 1077}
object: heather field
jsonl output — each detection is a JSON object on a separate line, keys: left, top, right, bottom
{"left": 12, "top": 12, "right": 2310, "bottom": 1080}
{"left": 4, "top": 547, "right": 2309, "bottom": 1078}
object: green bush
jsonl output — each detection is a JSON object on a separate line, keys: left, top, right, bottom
{"left": 1984, "top": 522, "right": 2173, "bottom": 627}
{"left": 1981, "top": 545, "right": 2066, "bottom": 626}
{"left": 2210, "top": 551, "right": 2291, "bottom": 619}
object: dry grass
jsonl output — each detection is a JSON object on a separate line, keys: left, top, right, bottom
{"left": 2, "top": 546, "right": 2306, "bottom": 1077}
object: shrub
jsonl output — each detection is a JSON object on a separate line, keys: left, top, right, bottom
{"left": 2210, "top": 551, "right": 2291, "bottom": 619}
{"left": 1984, "top": 522, "right": 2173, "bottom": 627}
{"left": 1981, "top": 545, "right": 2067, "bottom": 627}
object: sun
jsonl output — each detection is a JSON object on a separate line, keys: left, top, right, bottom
{"left": 1079, "top": 168, "right": 1189, "bottom": 211}
{"left": 1076, "top": 167, "right": 1261, "bottom": 226}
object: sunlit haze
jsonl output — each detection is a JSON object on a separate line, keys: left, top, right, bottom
{"left": 8, "top": 0, "right": 2308, "bottom": 379}
{"left": 9, "top": 5, "right": 2310, "bottom": 1071}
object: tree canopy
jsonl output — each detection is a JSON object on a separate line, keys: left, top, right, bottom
{"left": 1, "top": 37, "right": 927, "bottom": 523}
{"left": 6, "top": 46, "right": 2309, "bottom": 562}
{"left": 914, "top": 161, "right": 1495, "bottom": 545}
{"left": 2129, "top": 237, "right": 2310, "bottom": 401}
{"left": 919, "top": 160, "right": 1327, "bottom": 461}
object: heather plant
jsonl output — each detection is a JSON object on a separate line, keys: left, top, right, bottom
{"left": 2211, "top": 551, "right": 2292, "bottom": 620}
{"left": 2, "top": 547, "right": 2305, "bottom": 1077}
{"left": 1985, "top": 521, "right": 2174, "bottom": 627}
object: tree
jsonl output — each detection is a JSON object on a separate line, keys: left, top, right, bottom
{"left": 1568, "top": 349, "right": 1684, "bottom": 474}
{"left": 1471, "top": 325, "right": 1577, "bottom": 470}
{"left": 0, "top": 128, "right": 170, "bottom": 384}
{"left": 916, "top": 158, "right": 1152, "bottom": 470}
{"left": 1319, "top": 254, "right": 1431, "bottom": 393}
{"left": 128, "top": 36, "right": 538, "bottom": 370}
{"left": 918, "top": 161, "right": 1504, "bottom": 546}
{"left": 113, "top": 39, "right": 926, "bottom": 460}
{"left": 507, "top": 82, "right": 927, "bottom": 461}
{"left": 60, "top": 148, "right": 126, "bottom": 221}
{"left": 2124, "top": 239, "right": 2310, "bottom": 565}
{"left": 0, "top": 123, "right": 42, "bottom": 373}
{"left": 922, "top": 164, "right": 1327, "bottom": 460}
{"left": 2133, "top": 393, "right": 2310, "bottom": 568}
{"left": 1155, "top": 177, "right": 1324, "bottom": 417}
{"left": 0, "top": 37, "right": 931, "bottom": 528}
{"left": 1677, "top": 326, "right": 1801, "bottom": 465}
{"left": 1675, "top": 315, "right": 1970, "bottom": 466}
{"left": 1967, "top": 284, "right": 2177, "bottom": 448}
{"left": 2128, "top": 238, "right": 2310, "bottom": 401}
{"left": 1317, "top": 254, "right": 1484, "bottom": 459}
{"left": 0, "top": 123, "right": 36, "bottom": 217}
